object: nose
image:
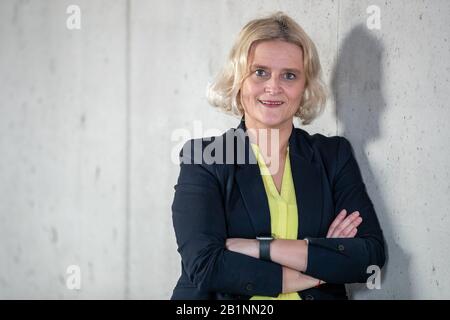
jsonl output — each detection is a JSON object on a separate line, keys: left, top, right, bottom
{"left": 264, "top": 76, "right": 282, "bottom": 95}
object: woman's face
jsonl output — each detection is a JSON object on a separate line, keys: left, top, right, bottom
{"left": 240, "top": 39, "right": 306, "bottom": 129}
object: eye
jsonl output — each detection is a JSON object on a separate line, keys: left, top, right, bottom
{"left": 284, "top": 72, "right": 297, "bottom": 80}
{"left": 255, "top": 69, "right": 268, "bottom": 77}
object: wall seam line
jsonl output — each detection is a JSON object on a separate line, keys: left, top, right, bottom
{"left": 124, "top": 0, "right": 131, "bottom": 300}
{"left": 336, "top": 0, "right": 341, "bottom": 136}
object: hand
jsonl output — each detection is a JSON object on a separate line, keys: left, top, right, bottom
{"left": 282, "top": 266, "right": 326, "bottom": 293}
{"left": 326, "top": 209, "right": 362, "bottom": 238}
{"left": 225, "top": 238, "right": 259, "bottom": 259}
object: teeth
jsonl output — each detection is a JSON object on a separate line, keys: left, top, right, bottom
{"left": 260, "top": 100, "right": 283, "bottom": 105}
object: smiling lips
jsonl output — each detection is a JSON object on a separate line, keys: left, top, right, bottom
{"left": 258, "top": 99, "right": 284, "bottom": 108}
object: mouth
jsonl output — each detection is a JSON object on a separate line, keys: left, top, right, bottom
{"left": 258, "top": 99, "right": 285, "bottom": 108}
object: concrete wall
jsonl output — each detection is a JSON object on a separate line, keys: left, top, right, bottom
{"left": 0, "top": 0, "right": 449, "bottom": 299}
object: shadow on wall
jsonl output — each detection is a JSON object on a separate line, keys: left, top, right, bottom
{"left": 330, "top": 25, "right": 412, "bottom": 299}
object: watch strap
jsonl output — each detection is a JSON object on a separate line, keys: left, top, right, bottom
{"left": 258, "top": 238, "right": 272, "bottom": 261}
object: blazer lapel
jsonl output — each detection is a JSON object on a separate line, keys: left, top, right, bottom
{"left": 234, "top": 118, "right": 272, "bottom": 237}
{"left": 233, "top": 117, "right": 324, "bottom": 239}
{"left": 288, "top": 129, "right": 324, "bottom": 239}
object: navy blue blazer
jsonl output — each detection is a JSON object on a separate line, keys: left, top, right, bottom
{"left": 171, "top": 117, "right": 386, "bottom": 300}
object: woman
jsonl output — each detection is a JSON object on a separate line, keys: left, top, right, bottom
{"left": 171, "top": 12, "right": 385, "bottom": 300}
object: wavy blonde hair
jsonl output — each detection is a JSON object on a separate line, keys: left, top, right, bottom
{"left": 207, "top": 11, "right": 327, "bottom": 125}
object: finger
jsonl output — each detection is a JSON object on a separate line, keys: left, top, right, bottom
{"left": 333, "top": 212, "right": 360, "bottom": 237}
{"left": 341, "top": 216, "right": 362, "bottom": 236}
{"left": 330, "top": 211, "right": 360, "bottom": 237}
{"left": 329, "top": 212, "right": 357, "bottom": 237}
{"left": 328, "top": 210, "right": 349, "bottom": 238}
{"left": 340, "top": 215, "right": 362, "bottom": 238}
{"left": 341, "top": 227, "right": 358, "bottom": 239}
{"left": 342, "top": 217, "right": 363, "bottom": 237}
{"left": 327, "top": 209, "right": 347, "bottom": 237}
{"left": 347, "top": 228, "right": 358, "bottom": 238}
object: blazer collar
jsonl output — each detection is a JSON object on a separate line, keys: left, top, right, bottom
{"left": 235, "top": 116, "right": 314, "bottom": 164}
{"left": 234, "top": 116, "right": 323, "bottom": 239}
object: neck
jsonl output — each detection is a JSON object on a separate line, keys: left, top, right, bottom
{"left": 244, "top": 117, "right": 293, "bottom": 156}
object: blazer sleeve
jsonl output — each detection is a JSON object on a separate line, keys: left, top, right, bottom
{"left": 171, "top": 139, "right": 282, "bottom": 297}
{"left": 303, "top": 137, "right": 386, "bottom": 284}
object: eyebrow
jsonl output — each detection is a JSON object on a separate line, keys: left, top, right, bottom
{"left": 250, "top": 64, "right": 302, "bottom": 74}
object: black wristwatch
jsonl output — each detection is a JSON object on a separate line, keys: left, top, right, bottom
{"left": 256, "top": 236, "right": 274, "bottom": 261}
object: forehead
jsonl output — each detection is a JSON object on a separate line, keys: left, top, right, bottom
{"left": 248, "top": 40, "right": 304, "bottom": 69}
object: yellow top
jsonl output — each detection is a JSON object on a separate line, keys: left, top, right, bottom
{"left": 249, "top": 143, "right": 301, "bottom": 300}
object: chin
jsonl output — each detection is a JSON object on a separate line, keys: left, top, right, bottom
{"left": 258, "top": 117, "right": 286, "bottom": 128}
{"left": 258, "top": 113, "right": 290, "bottom": 128}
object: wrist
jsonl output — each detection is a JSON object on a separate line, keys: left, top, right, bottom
{"left": 253, "top": 239, "right": 260, "bottom": 258}
{"left": 303, "top": 238, "right": 309, "bottom": 272}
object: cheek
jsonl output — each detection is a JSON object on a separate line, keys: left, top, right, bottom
{"left": 288, "top": 83, "right": 305, "bottom": 102}
{"left": 242, "top": 80, "right": 264, "bottom": 101}
{"left": 240, "top": 82, "right": 254, "bottom": 111}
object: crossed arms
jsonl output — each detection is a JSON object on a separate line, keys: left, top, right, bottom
{"left": 225, "top": 209, "right": 363, "bottom": 293}
{"left": 172, "top": 137, "right": 385, "bottom": 297}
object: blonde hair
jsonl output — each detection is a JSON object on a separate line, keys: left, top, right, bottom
{"left": 207, "top": 11, "right": 327, "bottom": 125}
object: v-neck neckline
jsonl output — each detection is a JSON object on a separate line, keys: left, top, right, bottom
{"left": 250, "top": 143, "right": 290, "bottom": 200}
